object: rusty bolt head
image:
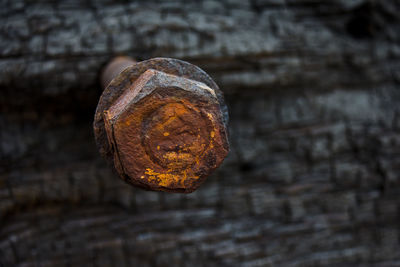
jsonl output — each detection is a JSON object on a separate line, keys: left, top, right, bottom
{"left": 94, "top": 58, "right": 229, "bottom": 193}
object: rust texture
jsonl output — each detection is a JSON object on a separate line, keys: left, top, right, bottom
{"left": 94, "top": 58, "right": 229, "bottom": 193}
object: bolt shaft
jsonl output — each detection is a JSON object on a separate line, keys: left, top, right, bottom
{"left": 101, "top": 56, "right": 137, "bottom": 89}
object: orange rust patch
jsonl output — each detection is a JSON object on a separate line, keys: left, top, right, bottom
{"left": 143, "top": 102, "right": 212, "bottom": 171}
{"left": 144, "top": 168, "right": 198, "bottom": 188}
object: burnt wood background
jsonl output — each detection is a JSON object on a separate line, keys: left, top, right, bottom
{"left": 1, "top": 0, "right": 400, "bottom": 266}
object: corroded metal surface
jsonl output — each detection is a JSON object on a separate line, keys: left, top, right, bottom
{"left": 94, "top": 58, "right": 229, "bottom": 193}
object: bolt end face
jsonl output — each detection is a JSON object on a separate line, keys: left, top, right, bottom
{"left": 94, "top": 58, "right": 229, "bottom": 193}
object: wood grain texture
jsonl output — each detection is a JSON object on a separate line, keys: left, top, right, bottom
{"left": 1, "top": 0, "right": 400, "bottom": 266}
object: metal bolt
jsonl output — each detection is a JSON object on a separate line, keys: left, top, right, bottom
{"left": 94, "top": 57, "right": 229, "bottom": 193}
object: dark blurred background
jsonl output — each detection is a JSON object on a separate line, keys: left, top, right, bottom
{"left": 1, "top": 0, "right": 400, "bottom": 266}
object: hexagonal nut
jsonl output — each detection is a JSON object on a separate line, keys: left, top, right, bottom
{"left": 103, "top": 69, "right": 229, "bottom": 193}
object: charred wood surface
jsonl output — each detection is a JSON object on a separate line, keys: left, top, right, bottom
{"left": 1, "top": 0, "right": 400, "bottom": 266}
